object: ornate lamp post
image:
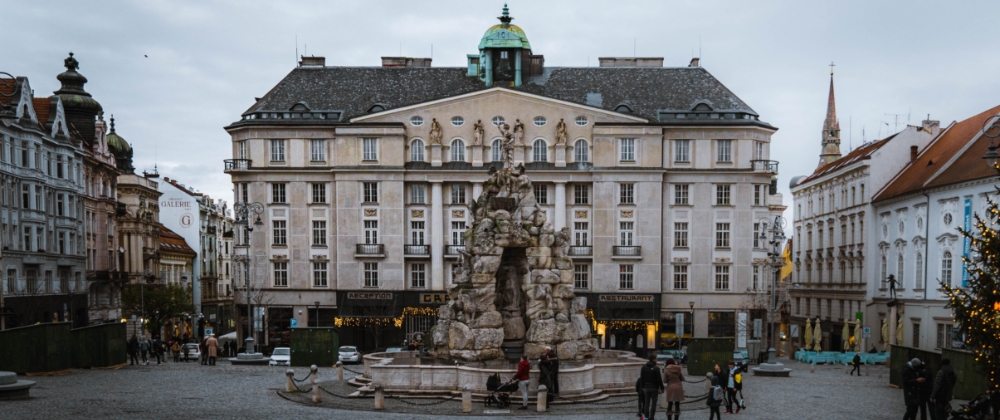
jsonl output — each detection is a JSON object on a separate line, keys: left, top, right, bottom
{"left": 751, "top": 215, "right": 792, "bottom": 376}
{"left": 233, "top": 201, "right": 263, "bottom": 356}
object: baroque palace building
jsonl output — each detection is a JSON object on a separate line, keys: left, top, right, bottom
{"left": 224, "top": 6, "right": 783, "bottom": 352}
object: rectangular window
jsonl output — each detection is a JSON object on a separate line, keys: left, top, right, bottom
{"left": 574, "top": 184, "right": 589, "bottom": 205}
{"left": 410, "top": 184, "right": 425, "bottom": 204}
{"left": 754, "top": 185, "right": 762, "bottom": 206}
{"left": 620, "top": 183, "right": 634, "bottom": 204}
{"left": 310, "top": 139, "right": 326, "bottom": 161}
{"left": 238, "top": 140, "right": 247, "bottom": 159}
{"left": 715, "top": 265, "right": 731, "bottom": 290}
{"left": 936, "top": 324, "right": 953, "bottom": 349}
{"left": 619, "top": 264, "right": 634, "bottom": 289}
{"left": 22, "top": 185, "right": 29, "bottom": 209}
{"left": 364, "top": 262, "right": 379, "bottom": 287}
{"left": 619, "top": 221, "right": 634, "bottom": 246}
{"left": 410, "top": 263, "right": 426, "bottom": 288}
{"left": 364, "top": 220, "right": 379, "bottom": 244}
{"left": 753, "top": 223, "right": 760, "bottom": 248}
{"left": 912, "top": 323, "right": 920, "bottom": 348}
{"left": 271, "top": 183, "right": 286, "bottom": 203}
{"left": 574, "top": 222, "right": 589, "bottom": 246}
{"left": 451, "top": 184, "right": 466, "bottom": 204}
{"left": 753, "top": 141, "right": 765, "bottom": 160}
{"left": 311, "top": 183, "right": 326, "bottom": 203}
{"left": 533, "top": 184, "right": 548, "bottom": 204}
{"left": 674, "top": 222, "right": 688, "bottom": 247}
{"left": 619, "top": 138, "right": 636, "bottom": 161}
{"left": 57, "top": 194, "right": 65, "bottom": 216}
{"left": 272, "top": 220, "right": 287, "bottom": 245}
{"left": 273, "top": 262, "right": 288, "bottom": 287}
{"left": 237, "top": 183, "right": 249, "bottom": 203}
{"left": 363, "top": 138, "right": 378, "bottom": 161}
{"left": 451, "top": 221, "right": 466, "bottom": 245}
{"left": 716, "top": 223, "right": 730, "bottom": 247}
{"left": 410, "top": 221, "right": 425, "bottom": 245}
{"left": 312, "top": 221, "right": 327, "bottom": 246}
{"left": 574, "top": 264, "right": 589, "bottom": 289}
{"left": 717, "top": 139, "right": 732, "bottom": 162}
{"left": 675, "top": 139, "right": 690, "bottom": 162}
{"left": 715, "top": 185, "right": 731, "bottom": 205}
{"left": 753, "top": 266, "right": 760, "bottom": 290}
{"left": 313, "top": 262, "right": 328, "bottom": 287}
{"left": 674, "top": 184, "right": 689, "bottom": 205}
{"left": 270, "top": 139, "right": 285, "bottom": 161}
{"left": 363, "top": 182, "right": 379, "bottom": 203}
{"left": 673, "top": 265, "right": 689, "bottom": 290}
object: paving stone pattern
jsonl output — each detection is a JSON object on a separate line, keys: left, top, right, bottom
{"left": 3, "top": 358, "right": 941, "bottom": 419}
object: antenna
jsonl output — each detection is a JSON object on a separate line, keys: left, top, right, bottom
{"left": 633, "top": 38, "right": 636, "bottom": 58}
{"left": 885, "top": 113, "right": 907, "bottom": 133}
{"left": 304, "top": 43, "right": 307, "bottom": 56}
{"left": 431, "top": 44, "right": 433, "bottom": 59}
{"left": 849, "top": 116, "right": 853, "bottom": 150}
{"left": 699, "top": 36, "right": 702, "bottom": 59}
{"left": 295, "top": 35, "right": 298, "bottom": 65}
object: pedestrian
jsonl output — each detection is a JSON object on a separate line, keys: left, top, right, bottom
{"left": 638, "top": 354, "right": 664, "bottom": 420}
{"left": 152, "top": 336, "right": 163, "bottom": 365}
{"left": 512, "top": 354, "right": 530, "bottom": 410}
{"left": 663, "top": 359, "right": 684, "bottom": 420}
{"left": 734, "top": 361, "right": 745, "bottom": 410}
{"left": 539, "top": 346, "right": 559, "bottom": 402}
{"left": 902, "top": 358, "right": 925, "bottom": 420}
{"left": 916, "top": 361, "right": 934, "bottom": 420}
{"left": 636, "top": 375, "right": 646, "bottom": 419}
{"left": 930, "top": 358, "right": 957, "bottom": 420}
{"left": 139, "top": 337, "right": 150, "bottom": 365}
{"left": 706, "top": 372, "right": 723, "bottom": 420}
{"left": 182, "top": 342, "right": 190, "bottom": 362}
{"left": 127, "top": 335, "right": 139, "bottom": 366}
{"left": 726, "top": 360, "right": 740, "bottom": 414}
{"left": 200, "top": 337, "right": 208, "bottom": 365}
{"left": 172, "top": 341, "right": 181, "bottom": 362}
{"left": 226, "top": 341, "right": 233, "bottom": 357}
{"left": 850, "top": 352, "right": 862, "bottom": 376}
{"left": 206, "top": 333, "right": 219, "bottom": 366}
{"left": 714, "top": 363, "right": 732, "bottom": 413}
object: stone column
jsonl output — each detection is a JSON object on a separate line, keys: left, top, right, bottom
{"left": 431, "top": 182, "right": 444, "bottom": 290}
{"left": 554, "top": 182, "right": 566, "bottom": 231}
{"left": 888, "top": 305, "right": 897, "bottom": 346}
{"left": 472, "top": 183, "right": 483, "bottom": 201}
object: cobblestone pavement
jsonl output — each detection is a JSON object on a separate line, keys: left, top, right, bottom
{"left": 4, "top": 357, "right": 930, "bottom": 419}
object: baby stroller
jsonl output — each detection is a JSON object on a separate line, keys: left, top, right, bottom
{"left": 485, "top": 373, "right": 519, "bottom": 408}
{"left": 948, "top": 393, "right": 991, "bottom": 420}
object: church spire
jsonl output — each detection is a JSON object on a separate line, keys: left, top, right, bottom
{"left": 819, "top": 63, "right": 842, "bottom": 166}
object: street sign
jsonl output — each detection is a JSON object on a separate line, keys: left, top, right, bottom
{"left": 753, "top": 319, "right": 763, "bottom": 339}
{"left": 675, "top": 313, "right": 684, "bottom": 337}
{"left": 863, "top": 327, "right": 871, "bottom": 338}
{"left": 205, "top": 328, "right": 213, "bottom": 336}
{"left": 290, "top": 318, "right": 298, "bottom": 328}
{"left": 737, "top": 312, "right": 747, "bottom": 348}
{"left": 856, "top": 312, "right": 864, "bottom": 321}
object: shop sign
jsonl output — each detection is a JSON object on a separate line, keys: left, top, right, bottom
{"left": 347, "top": 292, "right": 393, "bottom": 300}
{"left": 420, "top": 293, "right": 451, "bottom": 304}
{"left": 598, "top": 295, "right": 654, "bottom": 302}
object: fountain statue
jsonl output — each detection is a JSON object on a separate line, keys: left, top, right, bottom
{"left": 430, "top": 122, "right": 594, "bottom": 361}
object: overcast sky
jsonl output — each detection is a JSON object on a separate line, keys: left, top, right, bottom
{"left": 6, "top": 0, "right": 1000, "bottom": 218}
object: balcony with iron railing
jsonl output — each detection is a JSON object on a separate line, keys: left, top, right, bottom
{"left": 444, "top": 245, "right": 466, "bottom": 257}
{"left": 751, "top": 160, "right": 779, "bottom": 173}
{"left": 224, "top": 159, "right": 252, "bottom": 172}
{"left": 356, "top": 243, "right": 385, "bottom": 257}
{"left": 612, "top": 245, "right": 642, "bottom": 259}
{"left": 404, "top": 244, "right": 430, "bottom": 257}
{"left": 568, "top": 246, "right": 593, "bottom": 258}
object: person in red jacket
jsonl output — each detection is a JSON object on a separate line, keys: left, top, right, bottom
{"left": 513, "top": 354, "right": 531, "bottom": 410}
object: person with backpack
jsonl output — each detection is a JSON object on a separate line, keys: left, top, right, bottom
{"left": 663, "top": 359, "right": 684, "bottom": 420}
{"left": 726, "top": 360, "right": 740, "bottom": 414}
{"left": 512, "top": 354, "right": 530, "bottom": 410}
{"left": 706, "top": 372, "right": 723, "bottom": 420}
{"left": 713, "top": 363, "right": 732, "bottom": 413}
{"left": 930, "top": 358, "right": 957, "bottom": 420}
{"left": 639, "top": 354, "right": 664, "bottom": 420}
{"left": 139, "top": 337, "right": 150, "bottom": 365}
{"left": 850, "top": 353, "right": 862, "bottom": 376}
{"left": 733, "top": 362, "right": 745, "bottom": 412}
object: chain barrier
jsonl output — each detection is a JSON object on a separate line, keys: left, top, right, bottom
{"left": 291, "top": 373, "right": 311, "bottom": 383}
{"left": 342, "top": 365, "right": 366, "bottom": 375}
{"left": 291, "top": 381, "right": 312, "bottom": 393}
{"left": 320, "top": 385, "right": 361, "bottom": 400}
{"left": 386, "top": 394, "right": 457, "bottom": 406}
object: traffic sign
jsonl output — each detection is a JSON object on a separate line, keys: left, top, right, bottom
{"left": 290, "top": 318, "right": 298, "bottom": 328}
{"left": 863, "top": 327, "right": 871, "bottom": 338}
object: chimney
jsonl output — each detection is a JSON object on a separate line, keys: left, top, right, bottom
{"left": 381, "top": 57, "right": 432, "bottom": 68}
{"left": 910, "top": 145, "right": 918, "bottom": 163}
{"left": 598, "top": 57, "right": 663, "bottom": 68}
{"left": 921, "top": 117, "right": 940, "bottom": 133}
{"left": 298, "top": 56, "right": 325, "bottom": 67}
{"left": 689, "top": 57, "right": 700, "bottom": 67}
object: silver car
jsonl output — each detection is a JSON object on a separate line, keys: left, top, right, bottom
{"left": 339, "top": 346, "right": 361, "bottom": 364}
{"left": 181, "top": 343, "right": 201, "bottom": 361}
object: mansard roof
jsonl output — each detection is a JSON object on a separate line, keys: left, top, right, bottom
{"left": 233, "top": 66, "right": 766, "bottom": 127}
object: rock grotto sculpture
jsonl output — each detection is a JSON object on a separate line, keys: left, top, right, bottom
{"left": 431, "top": 123, "right": 594, "bottom": 362}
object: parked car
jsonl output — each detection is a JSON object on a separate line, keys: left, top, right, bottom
{"left": 181, "top": 343, "right": 201, "bottom": 361}
{"left": 269, "top": 347, "right": 291, "bottom": 366}
{"left": 385, "top": 347, "right": 404, "bottom": 353}
{"left": 656, "top": 353, "right": 675, "bottom": 366}
{"left": 339, "top": 346, "right": 361, "bottom": 364}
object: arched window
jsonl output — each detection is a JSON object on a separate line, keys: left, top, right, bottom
{"left": 915, "top": 252, "right": 924, "bottom": 289}
{"left": 532, "top": 139, "right": 547, "bottom": 162}
{"left": 574, "top": 139, "right": 589, "bottom": 162}
{"left": 410, "top": 139, "right": 425, "bottom": 162}
{"left": 491, "top": 138, "right": 502, "bottom": 162}
{"left": 450, "top": 139, "right": 466, "bottom": 162}
{"left": 897, "top": 253, "right": 905, "bottom": 287}
{"left": 880, "top": 255, "right": 887, "bottom": 288}
{"left": 941, "top": 252, "right": 952, "bottom": 285}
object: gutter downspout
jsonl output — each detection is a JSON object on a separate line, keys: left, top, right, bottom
{"left": 923, "top": 192, "right": 930, "bottom": 302}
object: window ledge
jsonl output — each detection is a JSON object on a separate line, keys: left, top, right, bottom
{"left": 312, "top": 245, "right": 328, "bottom": 248}
{"left": 362, "top": 202, "right": 379, "bottom": 205}
{"left": 673, "top": 246, "right": 690, "bottom": 250}
{"left": 272, "top": 244, "right": 288, "bottom": 248}
{"left": 670, "top": 203, "right": 692, "bottom": 207}
{"left": 713, "top": 204, "right": 734, "bottom": 207}
{"left": 361, "top": 160, "right": 379, "bottom": 163}
{"left": 619, "top": 160, "right": 636, "bottom": 163}
{"left": 715, "top": 247, "right": 732, "bottom": 251}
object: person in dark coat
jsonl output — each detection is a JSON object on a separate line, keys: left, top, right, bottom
{"left": 638, "top": 354, "right": 664, "bottom": 420}
{"left": 917, "top": 362, "right": 934, "bottom": 420}
{"left": 538, "top": 347, "right": 559, "bottom": 400}
{"left": 127, "top": 335, "right": 139, "bottom": 366}
{"left": 199, "top": 338, "right": 208, "bottom": 365}
{"left": 706, "top": 373, "right": 723, "bottom": 420}
{"left": 635, "top": 376, "right": 645, "bottom": 418}
{"left": 930, "top": 358, "right": 957, "bottom": 420}
{"left": 902, "top": 358, "right": 926, "bottom": 420}
{"left": 850, "top": 353, "right": 862, "bottom": 376}
{"left": 152, "top": 336, "right": 163, "bottom": 365}
{"left": 714, "top": 363, "right": 732, "bottom": 413}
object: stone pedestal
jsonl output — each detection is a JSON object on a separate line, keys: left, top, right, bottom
{"left": 430, "top": 144, "right": 443, "bottom": 167}
{"left": 0, "top": 371, "right": 34, "bottom": 400}
{"left": 471, "top": 145, "right": 484, "bottom": 167}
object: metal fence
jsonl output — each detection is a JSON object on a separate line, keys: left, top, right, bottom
{"left": 290, "top": 327, "right": 339, "bottom": 367}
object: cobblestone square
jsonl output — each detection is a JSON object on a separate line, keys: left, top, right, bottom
{"left": 5, "top": 358, "right": 924, "bottom": 420}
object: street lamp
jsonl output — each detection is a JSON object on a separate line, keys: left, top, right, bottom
{"left": 757, "top": 215, "right": 787, "bottom": 365}
{"left": 233, "top": 201, "right": 264, "bottom": 355}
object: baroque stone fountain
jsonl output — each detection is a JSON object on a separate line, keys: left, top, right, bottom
{"left": 430, "top": 123, "right": 594, "bottom": 361}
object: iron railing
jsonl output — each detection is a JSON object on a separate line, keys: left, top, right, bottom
{"left": 568, "top": 246, "right": 593, "bottom": 257}
{"left": 356, "top": 244, "right": 385, "bottom": 256}
{"left": 404, "top": 244, "right": 430, "bottom": 256}
{"left": 445, "top": 245, "right": 466, "bottom": 255}
{"left": 751, "top": 160, "right": 779, "bottom": 173}
{"left": 612, "top": 245, "right": 642, "bottom": 257}
{"left": 224, "top": 159, "right": 252, "bottom": 171}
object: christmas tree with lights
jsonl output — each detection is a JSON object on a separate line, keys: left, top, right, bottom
{"left": 942, "top": 191, "right": 1000, "bottom": 394}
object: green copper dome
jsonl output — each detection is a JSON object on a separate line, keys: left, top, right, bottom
{"left": 106, "top": 116, "right": 132, "bottom": 155}
{"left": 478, "top": 4, "right": 531, "bottom": 50}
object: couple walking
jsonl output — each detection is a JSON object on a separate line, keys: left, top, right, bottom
{"left": 636, "top": 354, "right": 685, "bottom": 420}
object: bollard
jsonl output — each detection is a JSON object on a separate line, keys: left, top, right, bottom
{"left": 336, "top": 361, "right": 344, "bottom": 381}
{"left": 536, "top": 385, "right": 547, "bottom": 412}
{"left": 310, "top": 365, "right": 319, "bottom": 384}
{"left": 312, "top": 381, "right": 322, "bottom": 403}
{"left": 462, "top": 385, "right": 472, "bottom": 413}
{"left": 374, "top": 384, "right": 385, "bottom": 410}
{"left": 310, "top": 365, "right": 322, "bottom": 403}
{"left": 810, "top": 360, "right": 816, "bottom": 373}
{"left": 285, "top": 369, "right": 295, "bottom": 392}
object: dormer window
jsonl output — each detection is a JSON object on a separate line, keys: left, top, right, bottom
{"left": 614, "top": 104, "right": 633, "bottom": 114}
{"left": 367, "top": 104, "right": 386, "bottom": 113}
